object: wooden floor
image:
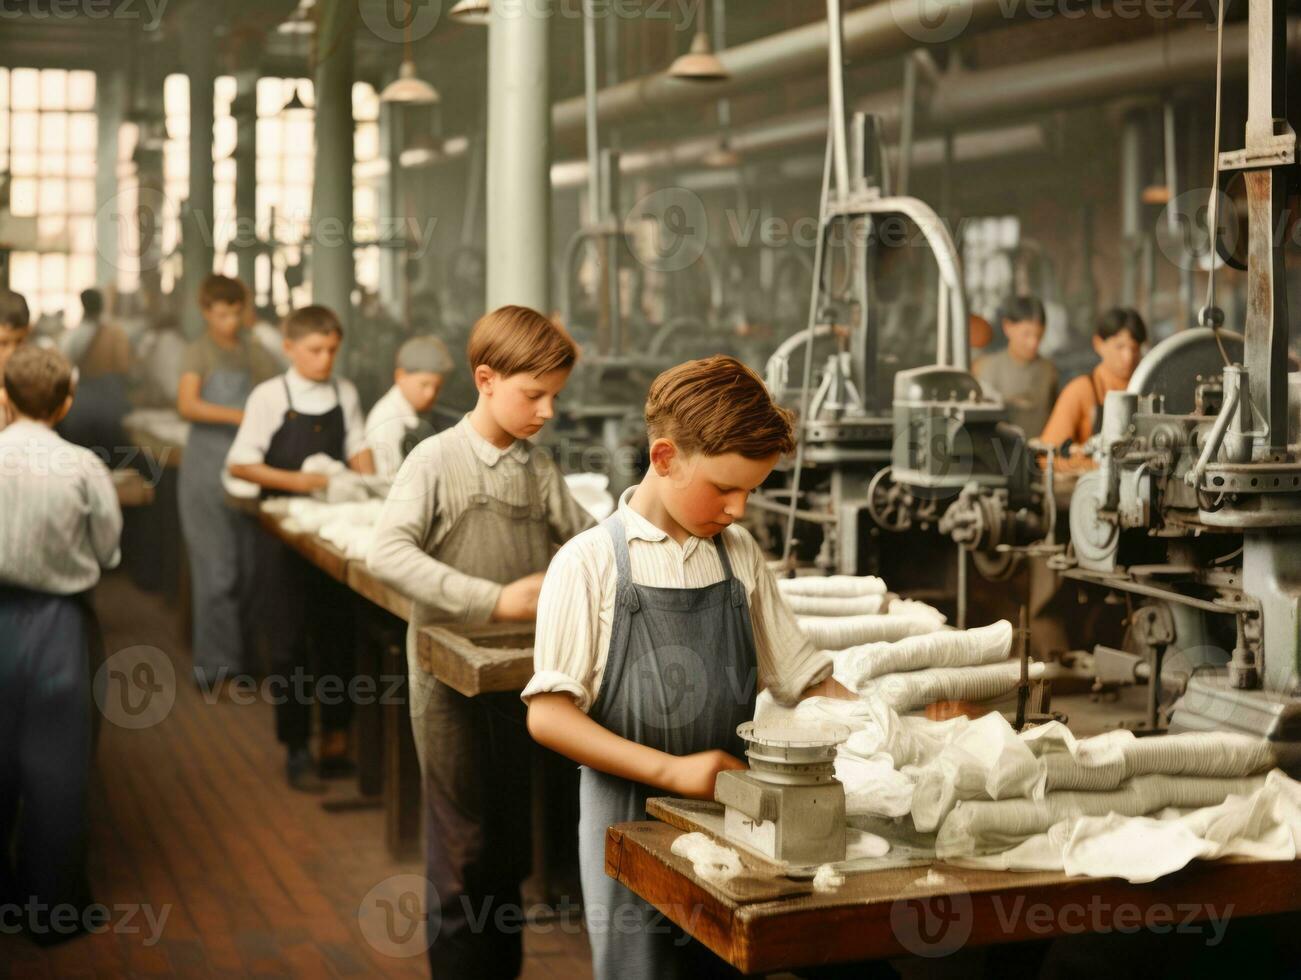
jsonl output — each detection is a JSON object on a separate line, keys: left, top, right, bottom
{"left": 1, "top": 572, "right": 593, "bottom": 979}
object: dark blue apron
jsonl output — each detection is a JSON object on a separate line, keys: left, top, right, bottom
{"left": 178, "top": 364, "right": 256, "bottom": 681}
{"left": 578, "top": 513, "right": 756, "bottom": 980}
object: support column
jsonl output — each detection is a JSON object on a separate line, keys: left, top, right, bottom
{"left": 486, "top": 0, "right": 550, "bottom": 312}
{"left": 1119, "top": 109, "right": 1143, "bottom": 308}
{"left": 233, "top": 67, "right": 259, "bottom": 295}
{"left": 94, "top": 68, "right": 125, "bottom": 293}
{"left": 311, "top": 0, "right": 358, "bottom": 327}
{"left": 181, "top": 3, "right": 216, "bottom": 337}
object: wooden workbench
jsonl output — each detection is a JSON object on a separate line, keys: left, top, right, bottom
{"left": 605, "top": 799, "right": 1301, "bottom": 974}
{"left": 112, "top": 468, "right": 154, "bottom": 507}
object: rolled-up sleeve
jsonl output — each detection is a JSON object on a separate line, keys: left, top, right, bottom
{"left": 521, "top": 533, "right": 605, "bottom": 711}
{"left": 340, "top": 381, "right": 369, "bottom": 461}
{"left": 738, "top": 531, "right": 833, "bottom": 705}
{"left": 366, "top": 438, "right": 503, "bottom": 624}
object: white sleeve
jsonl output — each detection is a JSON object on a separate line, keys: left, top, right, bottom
{"left": 730, "top": 527, "right": 833, "bottom": 705}
{"left": 225, "top": 381, "right": 282, "bottom": 469}
{"left": 521, "top": 531, "right": 610, "bottom": 712}
{"left": 340, "top": 380, "right": 369, "bottom": 462}
{"left": 83, "top": 452, "right": 123, "bottom": 571}
{"left": 365, "top": 400, "right": 406, "bottom": 481}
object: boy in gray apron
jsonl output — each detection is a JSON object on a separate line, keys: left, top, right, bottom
{"left": 177, "top": 275, "right": 280, "bottom": 688}
{"left": 523, "top": 356, "right": 854, "bottom": 980}
{"left": 368, "top": 305, "right": 595, "bottom": 978}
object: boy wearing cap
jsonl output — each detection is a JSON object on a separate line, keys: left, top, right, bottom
{"left": 364, "top": 335, "right": 453, "bottom": 480}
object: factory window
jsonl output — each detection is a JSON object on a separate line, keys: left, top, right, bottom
{"left": 151, "top": 73, "right": 382, "bottom": 314}
{"left": 0, "top": 67, "right": 99, "bottom": 326}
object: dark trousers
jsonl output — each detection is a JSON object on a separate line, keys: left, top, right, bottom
{"left": 424, "top": 684, "right": 533, "bottom": 979}
{"left": 0, "top": 587, "right": 94, "bottom": 943}
{"left": 257, "top": 537, "right": 356, "bottom": 748}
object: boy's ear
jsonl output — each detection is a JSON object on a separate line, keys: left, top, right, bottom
{"left": 473, "top": 364, "right": 496, "bottom": 394}
{"left": 1092, "top": 335, "right": 1105, "bottom": 358}
{"left": 52, "top": 392, "right": 74, "bottom": 425}
{"left": 282, "top": 336, "right": 293, "bottom": 355}
{"left": 648, "top": 437, "right": 677, "bottom": 475}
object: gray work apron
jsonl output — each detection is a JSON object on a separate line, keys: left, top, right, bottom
{"left": 408, "top": 425, "right": 552, "bottom": 979}
{"left": 579, "top": 514, "right": 756, "bottom": 980}
{"left": 177, "top": 366, "right": 257, "bottom": 682}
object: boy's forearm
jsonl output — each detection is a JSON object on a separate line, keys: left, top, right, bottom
{"left": 179, "top": 397, "right": 242, "bottom": 426}
{"left": 228, "top": 462, "right": 325, "bottom": 495}
{"left": 527, "top": 693, "right": 675, "bottom": 792}
{"left": 348, "top": 448, "right": 376, "bottom": 475}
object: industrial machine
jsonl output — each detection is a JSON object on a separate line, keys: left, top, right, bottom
{"left": 1053, "top": 0, "right": 1301, "bottom": 767}
{"left": 714, "top": 722, "right": 849, "bottom": 866}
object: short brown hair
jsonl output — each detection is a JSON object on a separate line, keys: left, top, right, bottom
{"left": 198, "top": 274, "right": 247, "bottom": 309}
{"left": 467, "top": 305, "right": 577, "bottom": 377}
{"left": 0, "top": 288, "right": 30, "bottom": 329}
{"left": 646, "top": 355, "right": 795, "bottom": 459}
{"left": 282, "top": 305, "right": 343, "bottom": 341}
{"left": 4, "top": 345, "right": 72, "bottom": 420}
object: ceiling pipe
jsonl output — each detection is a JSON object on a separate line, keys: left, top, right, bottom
{"left": 550, "top": 0, "right": 1025, "bottom": 146}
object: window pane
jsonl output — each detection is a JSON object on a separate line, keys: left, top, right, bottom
{"left": 69, "top": 179, "right": 96, "bottom": 214}
{"left": 39, "top": 178, "right": 67, "bottom": 213}
{"left": 40, "top": 113, "right": 67, "bottom": 152}
{"left": 68, "top": 70, "right": 95, "bottom": 111}
{"left": 68, "top": 152, "right": 96, "bottom": 177}
{"left": 38, "top": 215, "right": 67, "bottom": 243}
{"left": 39, "top": 69, "right": 67, "bottom": 111}
{"left": 11, "top": 69, "right": 39, "bottom": 110}
{"left": 12, "top": 111, "right": 38, "bottom": 147}
{"left": 11, "top": 153, "right": 38, "bottom": 177}
{"left": 69, "top": 113, "right": 96, "bottom": 151}
{"left": 10, "top": 177, "right": 36, "bottom": 215}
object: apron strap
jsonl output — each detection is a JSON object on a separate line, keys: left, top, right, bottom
{"left": 602, "top": 514, "right": 640, "bottom": 612}
{"left": 711, "top": 532, "right": 745, "bottom": 606}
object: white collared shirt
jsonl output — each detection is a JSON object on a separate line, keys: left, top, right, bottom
{"left": 367, "top": 414, "right": 595, "bottom": 625}
{"left": 223, "top": 367, "right": 368, "bottom": 497}
{"left": 522, "top": 487, "right": 833, "bottom": 712}
{"left": 364, "top": 384, "right": 420, "bottom": 480}
{"left": 0, "top": 419, "right": 122, "bottom": 594}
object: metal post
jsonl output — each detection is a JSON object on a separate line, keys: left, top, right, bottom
{"left": 94, "top": 68, "right": 124, "bottom": 292}
{"left": 1119, "top": 109, "right": 1143, "bottom": 308}
{"left": 182, "top": 3, "right": 216, "bottom": 338}
{"left": 486, "top": 0, "right": 551, "bottom": 312}
{"left": 897, "top": 54, "right": 918, "bottom": 196}
{"left": 956, "top": 544, "right": 968, "bottom": 630}
{"left": 311, "top": 0, "right": 358, "bottom": 328}
{"left": 233, "top": 67, "right": 259, "bottom": 294}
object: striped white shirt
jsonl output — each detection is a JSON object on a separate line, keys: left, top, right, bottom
{"left": 522, "top": 487, "right": 833, "bottom": 712}
{"left": 0, "top": 419, "right": 122, "bottom": 594}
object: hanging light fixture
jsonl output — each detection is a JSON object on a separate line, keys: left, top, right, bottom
{"left": 701, "top": 0, "right": 737, "bottom": 165}
{"left": 381, "top": 0, "right": 441, "bottom": 104}
{"left": 449, "top": 0, "right": 490, "bottom": 26}
{"left": 281, "top": 81, "right": 311, "bottom": 115}
{"left": 277, "top": 0, "right": 316, "bottom": 35}
{"left": 669, "top": 0, "right": 729, "bottom": 81}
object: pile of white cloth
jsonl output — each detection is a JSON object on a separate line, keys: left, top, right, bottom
{"left": 123, "top": 407, "right": 191, "bottom": 447}
{"left": 266, "top": 497, "right": 387, "bottom": 560}
{"left": 797, "top": 598, "right": 947, "bottom": 648}
{"left": 564, "top": 473, "right": 616, "bottom": 522}
{"left": 778, "top": 574, "right": 890, "bottom": 617}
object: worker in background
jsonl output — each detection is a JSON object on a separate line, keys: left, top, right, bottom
{"left": 177, "top": 275, "right": 281, "bottom": 692}
{"left": 968, "top": 313, "right": 993, "bottom": 358}
{"left": 972, "top": 296, "right": 1058, "bottom": 438}
{"left": 57, "top": 289, "right": 132, "bottom": 463}
{"left": 0, "top": 288, "right": 31, "bottom": 429}
{"left": 525, "top": 356, "right": 856, "bottom": 980}
{"left": 367, "top": 306, "right": 595, "bottom": 979}
{"left": 226, "top": 305, "right": 374, "bottom": 792}
{"left": 364, "top": 335, "right": 453, "bottom": 481}
{"left": 1040, "top": 307, "right": 1147, "bottom": 466}
{"left": 0, "top": 346, "right": 121, "bottom": 944}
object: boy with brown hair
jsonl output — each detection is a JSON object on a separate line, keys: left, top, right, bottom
{"left": 177, "top": 274, "right": 281, "bottom": 689}
{"left": 0, "top": 288, "right": 31, "bottom": 428}
{"left": 0, "top": 345, "right": 121, "bottom": 941}
{"left": 368, "top": 304, "right": 596, "bottom": 979}
{"left": 227, "top": 304, "right": 375, "bottom": 791}
{"left": 524, "top": 355, "right": 853, "bottom": 979}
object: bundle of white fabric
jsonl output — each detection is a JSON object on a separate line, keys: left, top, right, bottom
{"left": 797, "top": 598, "right": 947, "bottom": 649}
{"left": 779, "top": 575, "right": 889, "bottom": 617}
{"left": 563, "top": 473, "right": 616, "bottom": 522}
{"left": 271, "top": 497, "right": 387, "bottom": 560}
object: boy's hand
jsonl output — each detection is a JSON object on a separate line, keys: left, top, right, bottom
{"left": 667, "top": 750, "right": 746, "bottom": 800}
{"left": 297, "top": 472, "right": 329, "bottom": 495}
{"left": 492, "top": 571, "right": 546, "bottom": 622}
